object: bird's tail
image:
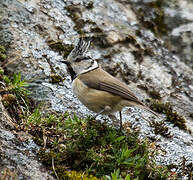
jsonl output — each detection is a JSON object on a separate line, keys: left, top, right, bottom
{"left": 132, "top": 101, "right": 159, "bottom": 117}
{"left": 143, "top": 105, "right": 159, "bottom": 117}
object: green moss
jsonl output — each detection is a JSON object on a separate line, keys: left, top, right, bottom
{"left": 47, "top": 40, "right": 73, "bottom": 58}
{"left": 190, "top": 113, "right": 193, "bottom": 119}
{"left": 74, "top": 25, "right": 85, "bottom": 35}
{"left": 91, "top": 27, "right": 103, "bottom": 34}
{"left": 50, "top": 73, "right": 65, "bottom": 83}
{"left": 0, "top": 45, "right": 6, "bottom": 53}
{"left": 0, "top": 67, "right": 4, "bottom": 75}
{"left": 148, "top": 90, "right": 161, "bottom": 99}
{"left": 65, "top": 4, "right": 112, "bottom": 48}
{"left": 38, "top": 149, "right": 98, "bottom": 179}
{"left": 32, "top": 136, "right": 43, "bottom": 146}
{"left": 0, "top": 45, "right": 7, "bottom": 61}
{"left": 65, "top": 5, "right": 85, "bottom": 35}
{"left": 0, "top": 52, "right": 6, "bottom": 61}
{"left": 119, "top": 34, "right": 156, "bottom": 64}
{"left": 65, "top": 4, "right": 95, "bottom": 35}
{"left": 137, "top": 85, "right": 161, "bottom": 100}
{"left": 90, "top": 27, "right": 112, "bottom": 48}
{"left": 150, "top": 120, "right": 172, "bottom": 138}
{"left": 122, "top": 35, "right": 138, "bottom": 45}
{"left": 150, "top": 100, "right": 187, "bottom": 131}
{"left": 0, "top": 71, "right": 34, "bottom": 123}
{"left": 65, "top": 3, "right": 111, "bottom": 46}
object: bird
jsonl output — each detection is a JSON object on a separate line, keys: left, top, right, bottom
{"left": 61, "top": 37, "right": 158, "bottom": 129}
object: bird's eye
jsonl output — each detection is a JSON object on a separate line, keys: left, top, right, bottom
{"left": 75, "top": 56, "right": 91, "bottom": 62}
{"left": 75, "top": 57, "right": 82, "bottom": 62}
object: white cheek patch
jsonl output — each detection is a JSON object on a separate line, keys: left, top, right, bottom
{"left": 80, "top": 60, "right": 99, "bottom": 74}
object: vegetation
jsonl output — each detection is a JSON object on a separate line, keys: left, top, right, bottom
{"left": 50, "top": 73, "right": 65, "bottom": 83}
{"left": 0, "top": 45, "right": 7, "bottom": 61}
{"left": 150, "top": 120, "right": 172, "bottom": 138}
{"left": 0, "top": 69, "right": 33, "bottom": 121}
{"left": 1, "top": 72, "right": 30, "bottom": 96}
{"left": 20, "top": 110, "right": 175, "bottom": 180}
{"left": 150, "top": 100, "right": 187, "bottom": 131}
{"left": 47, "top": 40, "right": 74, "bottom": 58}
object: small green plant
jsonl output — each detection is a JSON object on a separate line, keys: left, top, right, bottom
{"left": 27, "top": 108, "right": 42, "bottom": 124}
{"left": 103, "top": 169, "right": 132, "bottom": 180}
{"left": 0, "top": 71, "right": 32, "bottom": 121}
{"left": 2, "top": 72, "right": 30, "bottom": 96}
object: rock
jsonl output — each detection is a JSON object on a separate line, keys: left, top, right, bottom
{"left": 163, "top": 0, "right": 193, "bottom": 67}
{"left": 0, "top": 96, "right": 55, "bottom": 180}
{"left": 0, "top": 0, "right": 193, "bottom": 178}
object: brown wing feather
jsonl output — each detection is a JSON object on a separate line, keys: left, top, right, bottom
{"left": 78, "top": 67, "right": 144, "bottom": 106}
{"left": 99, "top": 82, "right": 141, "bottom": 103}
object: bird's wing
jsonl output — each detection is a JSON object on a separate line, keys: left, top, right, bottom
{"left": 78, "top": 68, "right": 144, "bottom": 106}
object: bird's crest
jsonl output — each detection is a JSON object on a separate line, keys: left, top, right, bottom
{"left": 67, "top": 37, "right": 91, "bottom": 61}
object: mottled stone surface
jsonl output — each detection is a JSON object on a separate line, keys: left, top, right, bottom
{"left": 0, "top": 0, "right": 193, "bottom": 179}
{"left": 0, "top": 97, "right": 55, "bottom": 179}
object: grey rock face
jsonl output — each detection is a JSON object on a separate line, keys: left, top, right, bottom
{"left": 0, "top": 0, "right": 193, "bottom": 179}
{"left": 0, "top": 97, "right": 55, "bottom": 180}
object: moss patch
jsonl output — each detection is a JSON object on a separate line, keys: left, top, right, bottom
{"left": 65, "top": 5, "right": 85, "bottom": 35}
{"left": 90, "top": 27, "right": 112, "bottom": 48}
{"left": 150, "top": 100, "right": 187, "bottom": 131}
{"left": 148, "top": 90, "right": 161, "bottom": 99}
{"left": 0, "top": 45, "right": 7, "bottom": 61}
{"left": 150, "top": 120, "right": 172, "bottom": 138}
{"left": 47, "top": 40, "right": 74, "bottom": 58}
{"left": 85, "top": 2, "right": 94, "bottom": 9}
{"left": 50, "top": 73, "right": 65, "bottom": 83}
{"left": 137, "top": 85, "right": 162, "bottom": 99}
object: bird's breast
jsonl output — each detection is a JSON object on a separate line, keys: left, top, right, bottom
{"left": 72, "top": 77, "right": 123, "bottom": 113}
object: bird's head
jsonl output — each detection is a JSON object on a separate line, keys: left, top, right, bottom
{"left": 61, "top": 37, "right": 98, "bottom": 78}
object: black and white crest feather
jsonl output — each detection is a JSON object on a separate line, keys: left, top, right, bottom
{"left": 67, "top": 37, "right": 91, "bottom": 61}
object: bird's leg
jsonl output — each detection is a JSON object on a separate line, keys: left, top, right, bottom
{"left": 108, "top": 114, "right": 117, "bottom": 125}
{"left": 119, "top": 111, "right": 122, "bottom": 131}
{"left": 93, "top": 109, "right": 105, "bottom": 119}
{"left": 92, "top": 106, "right": 111, "bottom": 119}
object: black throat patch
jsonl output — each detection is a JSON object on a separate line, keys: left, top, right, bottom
{"left": 66, "top": 64, "right": 76, "bottom": 81}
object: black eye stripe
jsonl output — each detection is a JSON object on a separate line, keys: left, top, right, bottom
{"left": 75, "top": 57, "right": 83, "bottom": 62}
{"left": 75, "top": 56, "right": 91, "bottom": 62}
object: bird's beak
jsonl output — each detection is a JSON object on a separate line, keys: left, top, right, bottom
{"left": 60, "top": 60, "right": 70, "bottom": 65}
